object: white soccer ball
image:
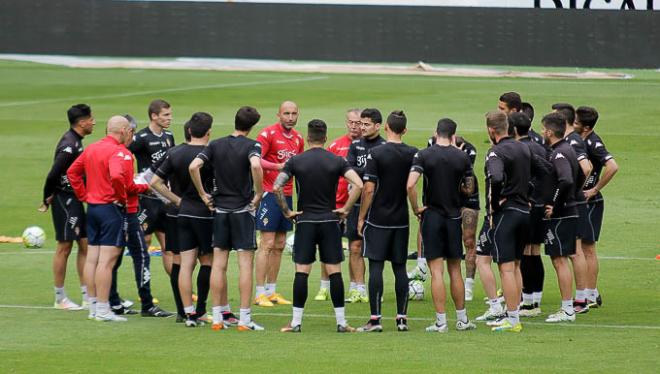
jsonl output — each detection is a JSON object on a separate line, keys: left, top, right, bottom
{"left": 285, "top": 233, "right": 295, "bottom": 254}
{"left": 22, "top": 226, "right": 46, "bottom": 248}
{"left": 408, "top": 279, "right": 425, "bottom": 301}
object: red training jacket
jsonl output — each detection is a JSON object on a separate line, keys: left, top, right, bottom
{"left": 110, "top": 144, "right": 149, "bottom": 213}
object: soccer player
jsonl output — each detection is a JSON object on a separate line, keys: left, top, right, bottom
{"left": 509, "top": 112, "right": 551, "bottom": 317}
{"left": 522, "top": 102, "right": 545, "bottom": 146}
{"left": 130, "top": 99, "right": 175, "bottom": 275}
{"left": 189, "top": 106, "right": 266, "bottom": 331}
{"left": 540, "top": 112, "right": 583, "bottom": 323}
{"left": 498, "top": 91, "right": 522, "bottom": 115}
{"left": 483, "top": 111, "right": 532, "bottom": 333}
{"left": 150, "top": 113, "right": 214, "bottom": 327}
{"left": 356, "top": 110, "right": 417, "bottom": 332}
{"left": 456, "top": 136, "right": 480, "bottom": 301}
{"left": 552, "top": 103, "right": 592, "bottom": 313}
{"left": 108, "top": 114, "right": 173, "bottom": 318}
{"left": 407, "top": 118, "right": 477, "bottom": 333}
{"left": 345, "top": 108, "right": 386, "bottom": 303}
{"left": 277, "top": 119, "right": 363, "bottom": 333}
{"left": 40, "top": 104, "right": 95, "bottom": 310}
{"left": 315, "top": 108, "right": 362, "bottom": 301}
{"left": 67, "top": 115, "right": 145, "bottom": 322}
{"left": 253, "top": 101, "right": 304, "bottom": 307}
{"left": 574, "top": 106, "right": 619, "bottom": 308}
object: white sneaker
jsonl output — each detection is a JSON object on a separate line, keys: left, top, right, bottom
{"left": 486, "top": 316, "right": 508, "bottom": 327}
{"left": 81, "top": 300, "right": 89, "bottom": 309}
{"left": 425, "top": 323, "right": 448, "bottom": 333}
{"left": 545, "top": 309, "right": 576, "bottom": 323}
{"left": 87, "top": 313, "right": 96, "bottom": 320}
{"left": 475, "top": 307, "right": 505, "bottom": 322}
{"left": 456, "top": 320, "right": 476, "bottom": 331}
{"left": 407, "top": 266, "right": 428, "bottom": 282}
{"left": 121, "top": 299, "right": 134, "bottom": 309}
{"left": 465, "top": 288, "right": 473, "bottom": 302}
{"left": 519, "top": 306, "right": 542, "bottom": 318}
{"left": 95, "top": 313, "right": 127, "bottom": 322}
{"left": 54, "top": 298, "right": 83, "bottom": 311}
{"left": 238, "top": 321, "right": 265, "bottom": 331}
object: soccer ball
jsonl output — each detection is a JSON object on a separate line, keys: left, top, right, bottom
{"left": 285, "top": 233, "right": 295, "bottom": 254}
{"left": 408, "top": 279, "right": 425, "bottom": 301}
{"left": 22, "top": 226, "right": 46, "bottom": 248}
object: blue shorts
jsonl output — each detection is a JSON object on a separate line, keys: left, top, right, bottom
{"left": 256, "top": 193, "right": 293, "bottom": 232}
{"left": 87, "top": 204, "right": 127, "bottom": 247}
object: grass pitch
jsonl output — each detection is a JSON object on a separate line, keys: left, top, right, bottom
{"left": 0, "top": 60, "right": 658, "bottom": 373}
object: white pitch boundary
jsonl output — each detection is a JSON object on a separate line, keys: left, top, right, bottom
{"left": 0, "top": 76, "right": 328, "bottom": 108}
{"left": 0, "top": 250, "right": 655, "bottom": 261}
{"left": 0, "top": 304, "right": 658, "bottom": 330}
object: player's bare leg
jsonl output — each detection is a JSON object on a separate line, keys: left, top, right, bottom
{"left": 496, "top": 261, "right": 521, "bottom": 329}
{"left": 447, "top": 258, "right": 474, "bottom": 330}
{"left": 210, "top": 249, "right": 228, "bottom": 329}
{"left": 315, "top": 263, "right": 331, "bottom": 301}
{"left": 153, "top": 231, "right": 171, "bottom": 275}
{"left": 52, "top": 240, "right": 80, "bottom": 309}
{"left": 179, "top": 248, "right": 199, "bottom": 324}
{"left": 264, "top": 232, "right": 289, "bottom": 304}
{"left": 83, "top": 245, "right": 100, "bottom": 318}
{"left": 408, "top": 230, "right": 428, "bottom": 281}
{"left": 94, "top": 245, "right": 123, "bottom": 321}
{"left": 546, "top": 256, "right": 576, "bottom": 323}
{"left": 76, "top": 238, "right": 88, "bottom": 305}
{"left": 475, "top": 255, "right": 504, "bottom": 321}
{"left": 581, "top": 240, "right": 599, "bottom": 304}
{"left": 569, "top": 240, "right": 589, "bottom": 313}
{"left": 348, "top": 239, "right": 367, "bottom": 302}
{"left": 461, "top": 208, "right": 478, "bottom": 300}
{"left": 254, "top": 232, "right": 274, "bottom": 306}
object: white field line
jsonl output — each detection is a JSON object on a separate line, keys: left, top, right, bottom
{"left": 0, "top": 76, "right": 328, "bottom": 108}
{"left": 0, "top": 305, "right": 657, "bottom": 330}
{"left": 0, "top": 250, "right": 655, "bottom": 261}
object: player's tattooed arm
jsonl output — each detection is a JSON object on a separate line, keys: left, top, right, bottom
{"left": 406, "top": 171, "right": 426, "bottom": 219}
{"left": 336, "top": 169, "right": 363, "bottom": 219}
{"left": 189, "top": 157, "right": 213, "bottom": 210}
{"left": 274, "top": 172, "right": 300, "bottom": 221}
{"left": 150, "top": 174, "right": 182, "bottom": 208}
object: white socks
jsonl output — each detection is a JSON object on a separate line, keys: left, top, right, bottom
{"left": 88, "top": 297, "right": 97, "bottom": 315}
{"left": 456, "top": 309, "right": 468, "bottom": 323}
{"left": 576, "top": 289, "right": 586, "bottom": 302}
{"left": 349, "top": 282, "right": 357, "bottom": 291}
{"left": 212, "top": 306, "right": 222, "bottom": 324}
{"left": 562, "top": 299, "right": 574, "bottom": 315}
{"left": 417, "top": 257, "right": 428, "bottom": 271}
{"left": 256, "top": 285, "right": 266, "bottom": 297}
{"left": 80, "top": 285, "right": 88, "bottom": 303}
{"left": 334, "top": 307, "right": 347, "bottom": 326}
{"left": 533, "top": 291, "right": 543, "bottom": 305}
{"left": 292, "top": 307, "right": 304, "bottom": 327}
{"left": 239, "top": 308, "right": 251, "bottom": 325}
{"left": 436, "top": 312, "right": 447, "bottom": 326}
{"left": 507, "top": 309, "right": 520, "bottom": 325}
{"left": 97, "top": 302, "right": 110, "bottom": 316}
{"left": 320, "top": 280, "right": 330, "bottom": 290}
{"left": 54, "top": 287, "right": 66, "bottom": 303}
{"left": 184, "top": 305, "right": 195, "bottom": 315}
{"left": 465, "top": 278, "right": 474, "bottom": 291}
{"left": 522, "top": 293, "right": 534, "bottom": 306}
{"left": 265, "top": 283, "right": 276, "bottom": 296}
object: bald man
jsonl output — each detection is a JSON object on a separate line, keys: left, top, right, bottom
{"left": 68, "top": 116, "right": 148, "bottom": 322}
{"left": 253, "top": 101, "right": 305, "bottom": 306}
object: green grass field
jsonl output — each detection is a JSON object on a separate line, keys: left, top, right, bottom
{"left": 0, "top": 60, "right": 658, "bottom": 373}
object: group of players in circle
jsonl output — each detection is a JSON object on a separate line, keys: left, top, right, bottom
{"left": 40, "top": 92, "right": 618, "bottom": 333}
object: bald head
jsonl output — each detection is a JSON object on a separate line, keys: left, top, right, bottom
{"left": 277, "top": 100, "right": 299, "bottom": 130}
{"left": 107, "top": 115, "right": 129, "bottom": 134}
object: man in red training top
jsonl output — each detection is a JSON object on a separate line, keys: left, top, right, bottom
{"left": 67, "top": 115, "right": 149, "bottom": 322}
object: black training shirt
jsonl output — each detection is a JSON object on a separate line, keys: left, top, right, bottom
{"left": 547, "top": 139, "right": 581, "bottom": 218}
{"left": 520, "top": 136, "right": 552, "bottom": 206}
{"left": 411, "top": 144, "right": 473, "bottom": 218}
{"left": 485, "top": 137, "right": 531, "bottom": 212}
{"left": 130, "top": 127, "right": 176, "bottom": 173}
{"left": 583, "top": 132, "right": 614, "bottom": 203}
{"left": 155, "top": 144, "right": 214, "bottom": 219}
{"left": 197, "top": 135, "right": 262, "bottom": 211}
{"left": 43, "top": 129, "right": 84, "bottom": 202}
{"left": 282, "top": 148, "right": 351, "bottom": 222}
{"left": 363, "top": 142, "right": 417, "bottom": 227}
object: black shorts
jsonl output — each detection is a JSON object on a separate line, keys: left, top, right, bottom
{"left": 138, "top": 196, "right": 167, "bottom": 234}
{"left": 344, "top": 205, "right": 361, "bottom": 242}
{"left": 528, "top": 206, "right": 546, "bottom": 245}
{"left": 362, "top": 225, "right": 409, "bottom": 264}
{"left": 213, "top": 210, "right": 257, "bottom": 251}
{"left": 177, "top": 216, "right": 213, "bottom": 255}
{"left": 293, "top": 221, "right": 343, "bottom": 265}
{"left": 51, "top": 191, "right": 86, "bottom": 242}
{"left": 421, "top": 209, "right": 463, "bottom": 261}
{"left": 491, "top": 209, "right": 529, "bottom": 264}
{"left": 87, "top": 203, "right": 127, "bottom": 247}
{"left": 476, "top": 218, "right": 493, "bottom": 257}
{"left": 544, "top": 216, "right": 578, "bottom": 257}
{"left": 581, "top": 201, "right": 604, "bottom": 243}
{"left": 164, "top": 214, "right": 180, "bottom": 253}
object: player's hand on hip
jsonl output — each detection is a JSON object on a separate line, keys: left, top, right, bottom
{"left": 201, "top": 193, "right": 214, "bottom": 211}
{"left": 544, "top": 205, "right": 554, "bottom": 219}
{"left": 414, "top": 206, "right": 427, "bottom": 220}
{"left": 357, "top": 218, "right": 365, "bottom": 237}
{"left": 583, "top": 188, "right": 598, "bottom": 200}
{"left": 332, "top": 207, "right": 349, "bottom": 220}
{"left": 285, "top": 210, "right": 302, "bottom": 222}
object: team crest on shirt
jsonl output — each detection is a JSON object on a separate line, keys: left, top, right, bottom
{"left": 262, "top": 217, "right": 269, "bottom": 226}
{"left": 142, "top": 223, "right": 149, "bottom": 232}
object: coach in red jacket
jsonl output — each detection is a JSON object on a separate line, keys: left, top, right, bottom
{"left": 68, "top": 115, "right": 148, "bottom": 322}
